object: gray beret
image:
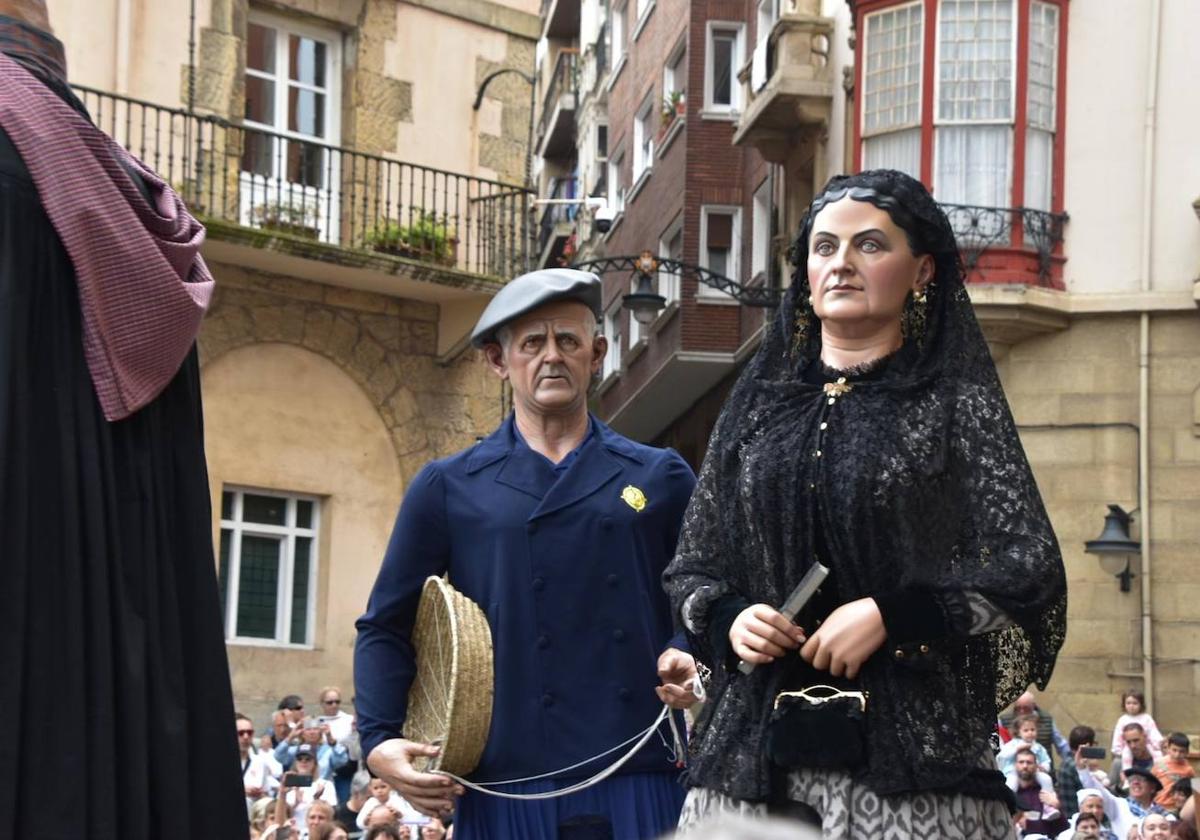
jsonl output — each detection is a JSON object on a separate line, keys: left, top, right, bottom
{"left": 471, "top": 268, "right": 602, "bottom": 347}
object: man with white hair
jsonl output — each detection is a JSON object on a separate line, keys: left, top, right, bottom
{"left": 355, "top": 269, "right": 699, "bottom": 837}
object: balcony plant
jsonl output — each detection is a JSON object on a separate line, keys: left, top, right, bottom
{"left": 661, "top": 90, "right": 685, "bottom": 125}
{"left": 365, "top": 210, "right": 458, "bottom": 266}
{"left": 250, "top": 201, "right": 320, "bottom": 240}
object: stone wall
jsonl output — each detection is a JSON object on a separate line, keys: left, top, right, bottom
{"left": 999, "top": 312, "right": 1200, "bottom": 742}
{"left": 199, "top": 263, "right": 504, "bottom": 484}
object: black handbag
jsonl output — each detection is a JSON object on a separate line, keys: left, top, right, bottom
{"left": 764, "top": 684, "right": 868, "bottom": 770}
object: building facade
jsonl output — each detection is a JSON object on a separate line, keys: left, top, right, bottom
{"left": 50, "top": 0, "right": 541, "bottom": 723}
{"left": 537, "top": 0, "right": 1200, "bottom": 745}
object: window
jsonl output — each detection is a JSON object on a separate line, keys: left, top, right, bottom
{"left": 241, "top": 12, "right": 341, "bottom": 239}
{"left": 856, "top": 0, "right": 1067, "bottom": 219}
{"left": 603, "top": 302, "right": 622, "bottom": 378}
{"left": 658, "top": 218, "right": 683, "bottom": 305}
{"left": 934, "top": 0, "right": 1014, "bottom": 208}
{"left": 596, "top": 122, "right": 609, "bottom": 161}
{"left": 1025, "top": 1, "right": 1059, "bottom": 212}
{"left": 663, "top": 40, "right": 687, "bottom": 108}
{"left": 705, "top": 22, "right": 745, "bottom": 113}
{"left": 610, "top": 3, "right": 627, "bottom": 70}
{"left": 752, "top": 180, "right": 771, "bottom": 281}
{"left": 756, "top": 0, "right": 780, "bottom": 37}
{"left": 699, "top": 205, "right": 741, "bottom": 300}
{"left": 861, "top": 2, "right": 923, "bottom": 176}
{"left": 607, "top": 148, "right": 626, "bottom": 215}
{"left": 633, "top": 95, "right": 655, "bottom": 181}
{"left": 219, "top": 488, "right": 319, "bottom": 646}
{"left": 751, "top": 0, "right": 780, "bottom": 92}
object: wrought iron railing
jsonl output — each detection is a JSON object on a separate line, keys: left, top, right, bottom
{"left": 539, "top": 49, "right": 579, "bottom": 140}
{"left": 72, "top": 85, "right": 532, "bottom": 279}
{"left": 941, "top": 204, "right": 1068, "bottom": 283}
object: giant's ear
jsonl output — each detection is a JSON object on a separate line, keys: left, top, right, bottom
{"left": 590, "top": 334, "right": 608, "bottom": 376}
{"left": 914, "top": 254, "right": 935, "bottom": 294}
{"left": 482, "top": 342, "right": 508, "bottom": 380}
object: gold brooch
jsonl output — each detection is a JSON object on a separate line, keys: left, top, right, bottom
{"left": 823, "top": 377, "right": 853, "bottom": 398}
{"left": 621, "top": 485, "right": 647, "bottom": 512}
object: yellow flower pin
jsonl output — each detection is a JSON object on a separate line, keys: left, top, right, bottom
{"left": 621, "top": 485, "right": 648, "bottom": 512}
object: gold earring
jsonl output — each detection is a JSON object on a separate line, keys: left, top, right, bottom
{"left": 793, "top": 296, "right": 813, "bottom": 356}
{"left": 902, "top": 287, "right": 928, "bottom": 344}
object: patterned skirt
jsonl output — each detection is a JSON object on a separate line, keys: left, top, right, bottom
{"left": 678, "top": 768, "right": 1014, "bottom": 840}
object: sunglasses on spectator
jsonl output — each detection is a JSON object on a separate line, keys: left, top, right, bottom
{"left": 323, "top": 699, "right": 340, "bottom": 705}
{"left": 295, "top": 755, "right": 316, "bottom": 762}
{"left": 237, "top": 729, "right": 255, "bottom": 736}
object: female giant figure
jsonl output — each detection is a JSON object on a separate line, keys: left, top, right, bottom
{"left": 664, "top": 170, "right": 1067, "bottom": 837}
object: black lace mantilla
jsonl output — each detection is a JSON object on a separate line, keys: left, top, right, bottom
{"left": 663, "top": 170, "right": 1068, "bottom": 803}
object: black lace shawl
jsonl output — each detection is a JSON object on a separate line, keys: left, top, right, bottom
{"left": 663, "top": 170, "right": 1067, "bottom": 802}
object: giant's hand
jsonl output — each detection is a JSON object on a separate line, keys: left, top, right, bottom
{"left": 799, "top": 597, "right": 886, "bottom": 680}
{"left": 655, "top": 647, "right": 699, "bottom": 709}
{"left": 729, "top": 604, "right": 805, "bottom": 666}
{"left": 367, "top": 738, "right": 463, "bottom": 818}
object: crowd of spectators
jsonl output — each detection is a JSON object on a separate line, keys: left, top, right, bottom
{"left": 1001, "top": 690, "right": 1197, "bottom": 840}
{"left": 239, "top": 687, "right": 451, "bottom": 840}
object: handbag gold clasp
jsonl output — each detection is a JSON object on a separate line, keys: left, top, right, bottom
{"left": 773, "top": 684, "right": 868, "bottom": 713}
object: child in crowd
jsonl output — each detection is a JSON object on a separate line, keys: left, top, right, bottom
{"left": 1153, "top": 733, "right": 1195, "bottom": 809}
{"left": 1111, "top": 690, "right": 1164, "bottom": 755}
{"left": 357, "top": 777, "right": 427, "bottom": 831}
{"left": 999, "top": 714, "right": 1054, "bottom": 776}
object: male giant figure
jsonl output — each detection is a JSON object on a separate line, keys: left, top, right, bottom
{"left": 354, "top": 269, "right": 698, "bottom": 838}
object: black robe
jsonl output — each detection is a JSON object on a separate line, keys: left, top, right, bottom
{"left": 0, "top": 84, "right": 248, "bottom": 837}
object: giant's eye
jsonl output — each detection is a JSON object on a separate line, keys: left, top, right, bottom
{"left": 859, "top": 239, "right": 880, "bottom": 253}
{"left": 558, "top": 335, "right": 580, "bottom": 351}
{"left": 812, "top": 240, "right": 835, "bottom": 257}
{"left": 522, "top": 336, "right": 545, "bottom": 352}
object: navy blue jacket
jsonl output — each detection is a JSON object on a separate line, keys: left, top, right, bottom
{"left": 354, "top": 415, "right": 696, "bottom": 782}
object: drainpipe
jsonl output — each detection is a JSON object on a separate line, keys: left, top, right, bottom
{"left": 1137, "top": 0, "right": 1162, "bottom": 714}
{"left": 114, "top": 0, "right": 133, "bottom": 94}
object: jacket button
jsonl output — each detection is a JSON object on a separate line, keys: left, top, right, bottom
{"left": 606, "top": 574, "right": 619, "bottom": 587}
{"left": 531, "top": 577, "right": 545, "bottom": 592}
{"left": 537, "top": 635, "right": 550, "bottom": 649}
{"left": 542, "top": 693, "right": 555, "bottom": 708}
{"left": 612, "top": 629, "right": 626, "bottom": 642}
{"left": 894, "top": 649, "right": 905, "bottom": 660}
{"left": 618, "top": 687, "right": 632, "bottom": 701}
{"left": 919, "top": 644, "right": 930, "bottom": 654}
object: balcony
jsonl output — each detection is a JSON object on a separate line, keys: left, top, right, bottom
{"left": 541, "top": 0, "right": 581, "bottom": 40}
{"left": 536, "top": 176, "right": 578, "bottom": 269}
{"left": 538, "top": 49, "right": 579, "bottom": 160}
{"left": 72, "top": 86, "right": 532, "bottom": 305}
{"left": 733, "top": 3, "right": 835, "bottom": 162}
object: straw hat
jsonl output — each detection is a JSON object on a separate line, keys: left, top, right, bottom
{"left": 403, "top": 576, "right": 494, "bottom": 776}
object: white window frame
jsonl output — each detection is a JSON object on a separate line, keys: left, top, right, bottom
{"left": 1024, "top": 0, "right": 1059, "bottom": 212}
{"left": 632, "top": 0, "right": 656, "bottom": 40}
{"left": 860, "top": 1, "right": 923, "bottom": 177}
{"left": 663, "top": 38, "right": 687, "bottom": 114}
{"left": 751, "top": 179, "right": 771, "bottom": 281}
{"left": 658, "top": 216, "right": 683, "bottom": 307}
{"left": 698, "top": 204, "right": 741, "bottom": 302}
{"left": 219, "top": 487, "right": 320, "bottom": 648}
{"left": 704, "top": 21, "right": 746, "bottom": 115}
{"left": 633, "top": 94, "right": 656, "bottom": 182}
{"left": 241, "top": 9, "right": 342, "bottom": 243}
{"left": 607, "top": 148, "right": 626, "bottom": 215}
{"left": 610, "top": 3, "right": 628, "bottom": 72}
{"left": 932, "top": 0, "right": 1017, "bottom": 209}
{"left": 603, "top": 301, "right": 623, "bottom": 379}
{"left": 756, "top": 0, "right": 780, "bottom": 40}
{"left": 595, "top": 121, "right": 609, "bottom": 162}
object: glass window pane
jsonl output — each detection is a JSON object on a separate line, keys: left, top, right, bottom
{"left": 937, "top": 0, "right": 1013, "bottom": 123}
{"left": 236, "top": 535, "right": 281, "bottom": 638}
{"left": 708, "top": 247, "right": 728, "bottom": 277}
{"left": 290, "top": 537, "right": 311, "bottom": 644}
{"left": 241, "top": 129, "right": 276, "bottom": 179}
{"left": 289, "top": 35, "right": 327, "bottom": 87}
{"left": 712, "top": 34, "right": 734, "bottom": 105}
{"left": 288, "top": 87, "right": 326, "bottom": 138}
{"left": 243, "top": 493, "right": 287, "bottom": 525}
{"left": 245, "top": 76, "right": 275, "bottom": 126}
{"left": 863, "top": 3, "right": 923, "bottom": 136}
{"left": 221, "top": 491, "right": 234, "bottom": 519}
{"left": 247, "top": 24, "right": 276, "bottom": 73}
{"left": 218, "top": 529, "right": 232, "bottom": 623}
{"left": 286, "top": 140, "right": 326, "bottom": 189}
{"left": 296, "top": 500, "right": 314, "bottom": 529}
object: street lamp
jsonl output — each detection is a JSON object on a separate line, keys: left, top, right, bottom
{"left": 1084, "top": 504, "right": 1140, "bottom": 592}
{"left": 623, "top": 251, "right": 667, "bottom": 326}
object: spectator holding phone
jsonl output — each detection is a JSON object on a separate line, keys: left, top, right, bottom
{"left": 278, "top": 745, "right": 339, "bottom": 828}
{"left": 1059, "top": 726, "right": 1101, "bottom": 821}
{"left": 277, "top": 718, "right": 349, "bottom": 780}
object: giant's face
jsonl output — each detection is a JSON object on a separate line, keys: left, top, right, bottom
{"left": 807, "top": 198, "right": 931, "bottom": 336}
{"left": 486, "top": 300, "right": 604, "bottom": 418}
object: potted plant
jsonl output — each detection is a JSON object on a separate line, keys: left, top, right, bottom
{"left": 663, "top": 90, "right": 685, "bottom": 122}
{"left": 366, "top": 210, "right": 458, "bottom": 266}
{"left": 251, "top": 201, "right": 320, "bottom": 239}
